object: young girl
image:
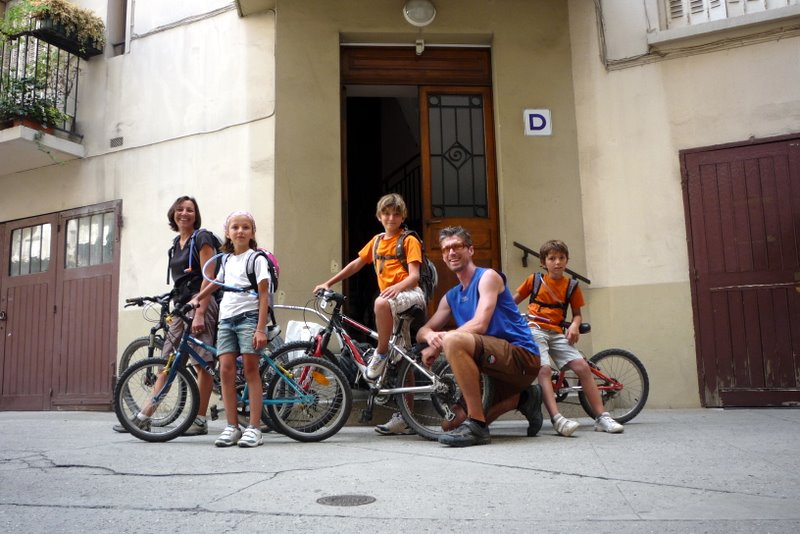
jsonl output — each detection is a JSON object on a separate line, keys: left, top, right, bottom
{"left": 191, "top": 211, "right": 272, "bottom": 448}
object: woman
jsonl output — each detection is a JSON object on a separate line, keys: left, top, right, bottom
{"left": 113, "top": 195, "right": 219, "bottom": 435}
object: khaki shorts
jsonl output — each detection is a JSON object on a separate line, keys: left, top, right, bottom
{"left": 472, "top": 334, "right": 540, "bottom": 391}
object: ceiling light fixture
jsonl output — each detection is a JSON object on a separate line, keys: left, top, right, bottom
{"left": 403, "top": 0, "right": 436, "bottom": 28}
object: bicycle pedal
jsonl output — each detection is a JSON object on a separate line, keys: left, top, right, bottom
{"left": 210, "top": 405, "right": 219, "bottom": 421}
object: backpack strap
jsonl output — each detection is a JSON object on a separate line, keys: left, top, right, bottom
{"left": 373, "top": 230, "right": 410, "bottom": 275}
{"left": 529, "top": 272, "right": 579, "bottom": 323}
{"left": 244, "top": 250, "right": 278, "bottom": 326}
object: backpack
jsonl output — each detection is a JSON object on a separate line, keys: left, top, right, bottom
{"left": 529, "top": 272, "right": 579, "bottom": 323}
{"left": 220, "top": 248, "right": 280, "bottom": 325}
{"left": 372, "top": 229, "right": 438, "bottom": 302}
{"left": 167, "top": 229, "right": 223, "bottom": 303}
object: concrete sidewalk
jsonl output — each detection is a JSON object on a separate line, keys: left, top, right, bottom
{"left": 1, "top": 408, "right": 799, "bottom": 533}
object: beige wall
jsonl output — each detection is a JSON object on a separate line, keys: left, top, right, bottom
{"left": 568, "top": 0, "right": 800, "bottom": 407}
{"left": 274, "top": 0, "right": 584, "bottom": 309}
{"left": 0, "top": 2, "right": 277, "bottom": 356}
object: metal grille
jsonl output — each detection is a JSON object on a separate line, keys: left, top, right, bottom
{"left": 0, "top": 27, "right": 82, "bottom": 135}
{"left": 428, "top": 94, "right": 488, "bottom": 218}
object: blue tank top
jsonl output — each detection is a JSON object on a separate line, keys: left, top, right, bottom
{"left": 445, "top": 267, "right": 539, "bottom": 355}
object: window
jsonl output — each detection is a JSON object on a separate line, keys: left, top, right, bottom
{"left": 665, "top": 0, "right": 798, "bottom": 29}
{"left": 64, "top": 212, "right": 115, "bottom": 269}
{"left": 9, "top": 223, "right": 51, "bottom": 276}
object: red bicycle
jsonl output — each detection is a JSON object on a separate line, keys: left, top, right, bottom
{"left": 527, "top": 315, "right": 649, "bottom": 424}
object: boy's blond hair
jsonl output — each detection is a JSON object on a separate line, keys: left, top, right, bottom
{"left": 539, "top": 239, "right": 569, "bottom": 266}
{"left": 375, "top": 193, "right": 408, "bottom": 218}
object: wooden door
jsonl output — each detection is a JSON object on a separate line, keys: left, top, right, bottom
{"left": 420, "top": 86, "right": 500, "bottom": 305}
{"left": 0, "top": 201, "right": 121, "bottom": 410}
{"left": 682, "top": 136, "right": 800, "bottom": 407}
{"left": 0, "top": 214, "right": 58, "bottom": 410}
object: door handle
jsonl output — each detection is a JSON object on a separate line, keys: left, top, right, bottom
{"left": 0, "top": 311, "right": 6, "bottom": 321}
{"left": 427, "top": 219, "right": 441, "bottom": 225}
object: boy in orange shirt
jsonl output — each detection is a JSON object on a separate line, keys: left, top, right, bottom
{"left": 513, "top": 240, "right": 623, "bottom": 436}
{"left": 314, "top": 193, "right": 426, "bottom": 435}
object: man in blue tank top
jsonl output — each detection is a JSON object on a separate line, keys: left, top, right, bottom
{"left": 417, "top": 226, "right": 544, "bottom": 447}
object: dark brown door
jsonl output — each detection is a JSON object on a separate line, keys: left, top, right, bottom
{"left": 0, "top": 214, "right": 57, "bottom": 410}
{"left": 341, "top": 47, "right": 499, "bottom": 312}
{"left": 682, "top": 136, "right": 800, "bottom": 407}
{"left": 0, "top": 201, "right": 121, "bottom": 410}
{"left": 420, "top": 86, "right": 499, "bottom": 305}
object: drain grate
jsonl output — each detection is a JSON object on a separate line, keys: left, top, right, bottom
{"left": 316, "top": 494, "right": 376, "bottom": 507}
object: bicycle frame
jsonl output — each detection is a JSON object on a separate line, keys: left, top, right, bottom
{"left": 552, "top": 363, "right": 624, "bottom": 397}
{"left": 279, "top": 292, "right": 455, "bottom": 417}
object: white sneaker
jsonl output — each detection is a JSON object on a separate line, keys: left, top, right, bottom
{"left": 552, "top": 414, "right": 579, "bottom": 437}
{"left": 215, "top": 424, "right": 242, "bottom": 447}
{"left": 238, "top": 426, "right": 263, "bottom": 447}
{"left": 366, "top": 352, "right": 389, "bottom": 380}
{"left": 594, "top": 412, "right": 624, "bottom": 433}
{"left": 374, "top": 412, "right": 416, "bottom": 435}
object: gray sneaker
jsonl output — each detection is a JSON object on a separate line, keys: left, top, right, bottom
{"left": 595, "top": 412, "right": 624, "bottom": 433}
{"left": 438, "top": 419, "right": 491, "bottom": 447}
{"left": 183, "top": 417, "right": 208, "bottom": 436}
{"left": 215, "top": 424, "right": 242, "bottom": 447}
{"left": 517, "top": 384, "right": 543, "bottom": 437}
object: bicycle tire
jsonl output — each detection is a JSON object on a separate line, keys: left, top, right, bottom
{"left": 265, "top": 356, "right": 352, "bottom": 442}
{"left": 578, "top": 348, "right": 649, "bottom": 424}
{"left": 396, "top": 353, "right": 494, "bottom": 441}
{"left": 118, "top": 335, "right": 164, "bottom": 374}
{"left": 114, "top": 357, "right": 199, "bottom": 442}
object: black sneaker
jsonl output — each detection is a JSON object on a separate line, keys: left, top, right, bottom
{"left": 438, "top": 419, "right": 491, "bottom": 447}
{"left": 518, "top": 384, "right": 544, "bottom": 437}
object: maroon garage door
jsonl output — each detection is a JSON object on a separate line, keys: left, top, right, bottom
{"left": 0, "top": 201, "right": 121, "bottom": 410}
{"left": 682, "top": 136, "right": 800, "bottom": 407}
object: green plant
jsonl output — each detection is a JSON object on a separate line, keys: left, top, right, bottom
{"left": 0, "top": 76, "right": 69, "bottom": 128}
{"left": 1, "top": 0, "right": 106, "bottom": 49}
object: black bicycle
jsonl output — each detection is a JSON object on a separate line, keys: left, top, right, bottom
{"left": 118, "top": 292, "right": 172, "bottom": 374}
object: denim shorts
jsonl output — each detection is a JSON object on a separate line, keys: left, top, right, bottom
{"left": 216, "top": 310, "right": 261, "bottom": 355}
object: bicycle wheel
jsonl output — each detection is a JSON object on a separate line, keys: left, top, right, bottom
{"left": 396, "top": 353, "right": 494, "bottom": 441}
{"left": 118, "top": 335, "right": 163, "bottom": 374}
{"left": 114, "top": 357, "right": 199, "bottom": 442}
{"left": 578, "top": 348, "right": 649, "bottom": 424}
{"left": 266, "top": 356, "right": 352, "bottom": 442}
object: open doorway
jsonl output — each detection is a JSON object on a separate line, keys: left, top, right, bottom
{"left": 343, "top": 85, "right": 421, "bottom": 329}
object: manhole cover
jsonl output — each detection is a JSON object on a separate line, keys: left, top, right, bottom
{"left": 316, "top": 494, "right": 376, "bottom": 507}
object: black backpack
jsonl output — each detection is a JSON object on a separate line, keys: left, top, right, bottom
{"left": 372, "top": 229, "right": 438, "bottom": 302}
{"left": 167, "top": 229, "right": 223, "bottom": 303}
{"left": 529, "top": 272, "right": 579, "bottom": 322}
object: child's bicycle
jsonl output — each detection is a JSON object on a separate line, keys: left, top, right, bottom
{"left": 526, "top": 314, "right": 649, "bottom": 423}
{"left": 114, "top": 303, "right": 352, "bottom": 442}
{"left": 270, "top": 289, "right": 493, "bottom": 441}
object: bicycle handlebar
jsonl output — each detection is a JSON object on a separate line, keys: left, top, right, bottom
{"left": 124, "top": 292, "right": 172, "bottom": 308}
{"left": 526, "top": 314, "right": 591, "bottom": 334}
{"left": 316, "top": 288, "right": 347, "bottom": 306}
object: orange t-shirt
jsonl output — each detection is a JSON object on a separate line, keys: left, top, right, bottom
{"left": 358, "top": 233, "right": 422, "bottom": 292}
{"left": 515, "top": 273, "right": 585, "bottom": 333}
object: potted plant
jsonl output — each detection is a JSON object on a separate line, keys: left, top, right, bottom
{"left": 0, "top": 76, "right": 70, "bottom": 131}
{"left": 0, "top": 0, "right": 106, "bottom": 59}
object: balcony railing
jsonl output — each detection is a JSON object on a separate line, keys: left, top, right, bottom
{"left": 0, "top": 31, "right": 83, "bottom": 138}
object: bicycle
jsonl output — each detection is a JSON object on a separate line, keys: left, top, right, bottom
{"left": 270, "top": 289, "right": 493, "bottom": 441}
{"left": 114, "top": 304, "right": 352, "bottom": 442}
{"left": 117, "top": 292, "right": 172, "bottom": 373}
{"left": 526, "top": 314, "right": 649, "bottom": 423}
